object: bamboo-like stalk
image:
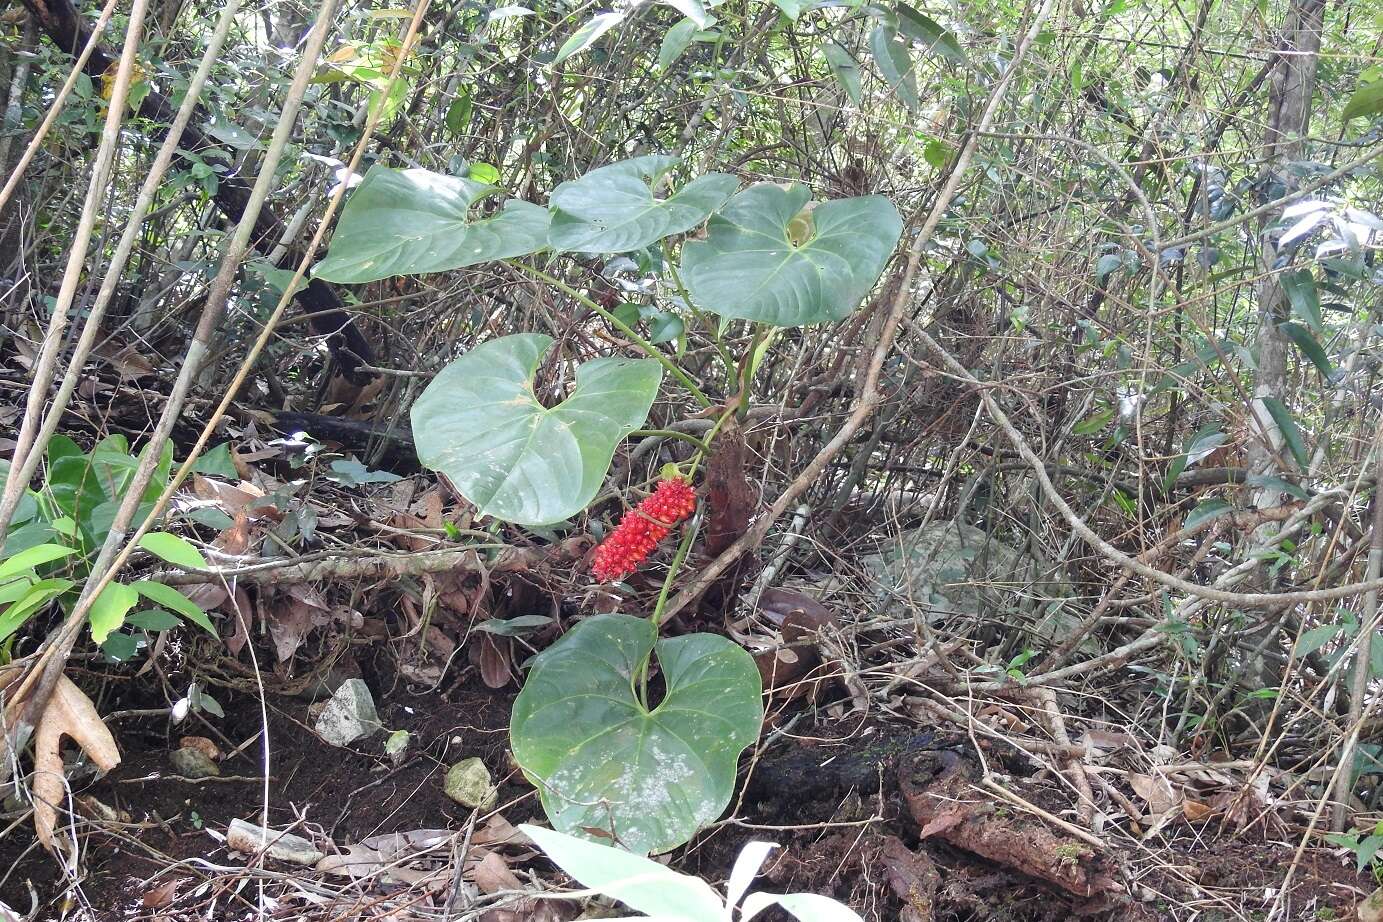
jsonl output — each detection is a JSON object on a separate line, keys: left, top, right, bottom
{"left": 0, "top": 0, "right": 118, "bottom": 214}
{"left": 0, "top": 0, "right": 148, "bottom": 522}
{"left": 5, "top": 0, "right": 433, "bottom": 809}
{"left": 1333, "top": 436, "right": 1383, "bottom": 832}
{"left": 0, "top": 0, "right": 244, "bottom": 544}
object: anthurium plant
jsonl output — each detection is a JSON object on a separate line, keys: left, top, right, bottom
{"left": 315, "top": 154, "right": 901, "bottom": 854}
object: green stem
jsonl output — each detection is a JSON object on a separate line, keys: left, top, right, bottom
{"left": 508, "top": 261, "right": 713, "bottom": 409}
{"left": 687, "top": 405, "right": 735, "bottom": 478}
{"left": 651, "top": 514, "right": 700, "bottom": 630}
{"left": 632, "top": 428, "right": 712, "bottom": 453}
{"left": 738, "top": 325, "right": 766, "bottom": 421}
{"left": 661, "top": 239, "right": 736, "bottom": 380}
{"left": 636, "top": 512, "right": 702, "bottom": 706}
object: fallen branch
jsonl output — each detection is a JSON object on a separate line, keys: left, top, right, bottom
{"left": 157, "top": 541, "right": 584, "bottom": 587}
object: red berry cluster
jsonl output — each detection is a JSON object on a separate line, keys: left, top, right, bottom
{"left": 591, "top": 477, "right": 697, "bottom": 581}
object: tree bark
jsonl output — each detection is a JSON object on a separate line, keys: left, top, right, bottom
{"left": 17, "top": 0, "right": 375, "bottom": 383}
{"left": 1240, "top": 0, "right": 1326, "bottom": 695}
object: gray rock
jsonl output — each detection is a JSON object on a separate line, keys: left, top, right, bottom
{"left": 862, "top": 521, "right": 1084, "bottom": 645}
{"left": 169, "top": 746, "right": 221, "bottom": 779}
{"left": 443, "top": 757, "right": 497, "bottom": 811}
{"left": 227, "top": 818, "right": 324, "bottom": 866}
{"left": 312, "top": 678, "right": 382, "bottom": 747}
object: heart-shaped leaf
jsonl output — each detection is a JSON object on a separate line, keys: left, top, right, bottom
{"left": 549, "top": 155, "right": 738, "bottom": 254}
{"left": 410, "top": 334, "right": 661, "bottom": 526}
{"left": 511, "top": 614, "right": 764, "bottom": 855}
{"left": 313, "top": 165, "right": 550, "bottom": 284}
{"left": 681, "top": 184, "right": 901, "bottom": 327}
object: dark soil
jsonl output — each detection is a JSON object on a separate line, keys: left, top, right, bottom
{"left": 0, "top": 663, "right": 535, "bottom": 919}
{"left": 0, "top": 666, "right": 1373, "bottom": 921}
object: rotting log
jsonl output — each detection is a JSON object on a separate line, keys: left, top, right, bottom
{"left": 900, "top": 750, "right": 1123, "bottom": 903}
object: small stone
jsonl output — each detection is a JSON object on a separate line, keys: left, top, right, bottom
{"left": 443, "top": 757, "right": 497, "bottom": 811}
{"left": 169, "top": 746, "right": 220, "bottom": 779}
{"left": 227, "top": 818, "right": 324, "bottom": 866}
{"left": 384, "top": 729, "right": 410, "bottom": 765}
{"left": 312, "top": 678, "right": 382, "bottom": 747}
{"left": 1359, "top": 886, "right": 1383, "bottom": 922}
{"left": 179, "top": 735, "right": 222, "bottom": 762}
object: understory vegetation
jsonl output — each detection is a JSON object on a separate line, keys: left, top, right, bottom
{"left": 1, "top": 0, "right": 1382, "bottom": 918}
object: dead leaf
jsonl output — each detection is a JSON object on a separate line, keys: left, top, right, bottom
{"left": 141, "top": 878, "right": 180, "bottom": 909}
{"left": 317, "top": 843, "right": 384, "bottom": 879}
{"left": 94, "top": 341, "right": 156, "bottom": 380}
{"left": 751, "top": 588, "right": 839, "bottom": 702}
{"left": 225, "top": 590, "right": 255, "bottom": 657}
{"left": 194, "top": 476, "right": 265, "bottom": 515}
{"left": 1182, "top": 799, "right": 1215, "bottom": 822}
{"left": 213, "top": 512, "right": 255, "bottom": 557}
{"left": 472, "top": 814, "right": 525, "bottom": 848}
{"left": 425, "top": 626, "right": 457, "bottom": 659}
{"left": 916, "top": 809, "right": 966, "bottom": 840}
{"left": 27, "top": 676, "right": 121, "bottom": 854}
{"left": 1128, "top": 772, "right": 1180, "bottom": 817}
{"left": 388, "top": 512, "right": 436, "bottom": 551}
{"left": 388, "top": 479, "right": 418, "bottom": 511}
{"left": 474, "top": 631, "right": 512, "bottom": 689}
{"left": 704, "top": 416, "right": 754, "bottom": 556}
{"left": 1078, "top": 730, "right": 1139, "bottom": 756}
{"left": 756, "top": 588, "right": 835, "bottom": 642}
{"left": 359, "top": 828, "right": 452, "bottom": 860}
{"left": 180, "top": 581, "right": 228, "bottom": 611}
{"left": 268, "top": 599, "right": 311, "bottom": 662}
{"left": 412, "top": 487, "right": 446, "bottom": 528}
{"left": 472, "top": 851, "right": 522, "bottom": 894}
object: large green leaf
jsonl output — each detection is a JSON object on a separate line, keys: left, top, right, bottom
{"left": 313, "top": 165, "right": 550, "bottom": 284}
{"left": 822, "top": 41, "right": 863, "bottom": 106}
{"left": 553, "top": 11, "right": 625, "bottom": 65}
{"left": 46, "top": 439, "right": 108, "bottom": 544}
{"left": 680, "top": 184, "right": 902, "bottom": 326}
{"left": 869, "top": 25, "right": 919, "bottom": 111}
{"left": 89, "top": 582, "right": 139, "bottom": 643}
{"left": 549, "top": 155, "right": 738, "bottom": 254}
{"left": 0, "top": 544, "right": 76, "bottom": 583}
{"left": 518, "top": 824, "right": 724, "bottom": 917}
{"left": 1261, "top": 397, "right": 1310, "bottom": 469}
{"left": 0, "top": 578, "right": 74, "bottom": 642}
{"left": 1342, "top": 79, "right": 1383, "bottom": 123}
{"left": 131, "top": 580, "right": 216, "bottom": 635}
{"left": 895, "top": 3, "right": 967, "bottom": 65}
{"left": 511, "top": 614, "right": 763, "bottom": 855}
{"left": 410, "top": 334, "right": 661, "bottom": 526}
{"left": 1279, "top": 321, "right": 1334, "bottom": 379}
{"left": 1280, "top": 268, "right": 1322, "bottom": 331}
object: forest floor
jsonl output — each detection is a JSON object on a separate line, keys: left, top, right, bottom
{"left": 0, "top": 387, "right": 1376, "bottom": 922}
{"left": 0, "top": 654, "right": 1373, "bottom": 922}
